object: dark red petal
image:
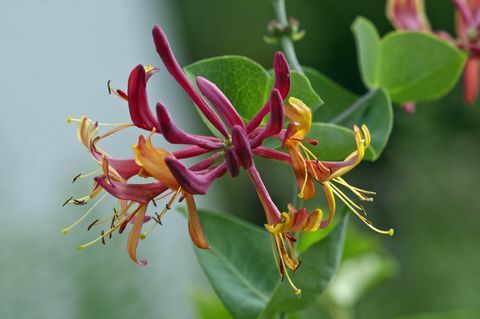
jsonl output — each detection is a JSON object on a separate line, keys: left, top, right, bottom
{"left": 127, "top": 65, "right": 160, "bottom": 131}
{"left": 273, "top": 51, "right": 290, "bottom": 99}
{"left": 95, "top": 177, "right": 168, "bottom": 204}
{"left": 196, "top": 77, "right": 245, "bottom": 129}
{"left": 165, "top": 157, "right": 227, "bottom": 195}
{"left": 152, "top": 26, "right": 229, "bottom": 138}
{"left": 232, "top": 126, "right": 253, "bottom": 169}
{"left": 250, "top": 89, "right": 284, "bottom": 149}
{"left": 224, "top": 147, "right": 240, "bottom": 177}
{"left": 156, "top": 102, "right": 223, "bottom": 150}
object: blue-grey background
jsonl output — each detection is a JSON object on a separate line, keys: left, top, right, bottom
{"left": 1, "top": 0, "right": 480, "bottom": 318}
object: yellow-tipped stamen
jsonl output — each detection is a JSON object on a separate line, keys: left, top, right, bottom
{"left": 72, "top": 170, "right": 100, "bottom": 183}
{"left": 99, "top": 124, "right": 135, "bottom": 140}
{"left": 62, "top": 193, "right": 107, "bottom": 235}
{"left": 277, "top": 235, "right": 299, "bottom": 270}
{"left": 332, "top": 178, "right": 374, "bottom": 202}
{"left": 329, "top": 184, "right": 393, "bottom": 236}
{"left": 274, "top": 235, "right": 301, "bottom": 295}
{"left": 77, "top": 204, "right": 141, "bottom": 250}
{"left": 270, "top": 236, "right": 282, "bottom": 275}
{"left": 335, "top": 177, "right": 376, "bottom": 195}
{"left": 285, "top": 235, "right": 299, "bottom": 265}
{"left": 283, "top": 267, "right": 302, "bottom": 296}
{"left": 153, "top": 189, "right": 176, "bottom": 202}
{"left": 67, "top": 116, "right": 130, "bottom": 127}
{"left": 329, "top": 182, "right": 366, "bottom": 213}
{"left": 140, "top": 188, "right": 182, "bottom": 239}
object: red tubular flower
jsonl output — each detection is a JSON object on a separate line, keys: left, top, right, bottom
{"left": 156, "top": 102, "right": 224, "bottom": 150}
{"left": 66, "top": 24, "right": 337, "bottom": 295}
{"left": 127, "top": 65, "right": 161, "bottom": 132}
{"left": 386, "top": 0, "right": 431, "bottom": 31}
{"left": 247, "top": 51, "right": 290, "bottom": 133}
{"left": 152, "top": 26, "right": 230, "bottom": 138}
{"left": 463, "top": 57, "right": 480, "bottom": 104}
{"left": 196, "top": 77, "right": 246, "bottom": 130}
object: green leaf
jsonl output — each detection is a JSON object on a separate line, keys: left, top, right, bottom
{"left": 305, "top": 67, "right": 357, "bottom": 123}
{"left": 193, "top": 209, "right": 278, "bottom": 319}
{"left": 305, "top": 123, "right": 375, "bottom": 161}
{"left": 331, "top": 89, "right": 393, "bottom": 161}
{"left": 379, "top": 32, "right": 466, "bottom": 103}
{"left": 352, "top": 17, "right": 466, "bottom": 104}
{"left": 285, "top": 71, "right": 323, "bottom": 112}
{"left": 184, "top": 56, "right": 271, "bottom": 121}
{"left": 192, "top": 288, "right": 233, "bottom": 319}
{"left": 193, "top": 209, "right": 348, "bottom": 318}
{"left": 351, "top": 17, "right": 381, "bottom": 88}
{"left": 260, "top": 214, "right": 349, "bottom": 317}
{"left": 305, "top": 68, "right": 392, "bottom": 161}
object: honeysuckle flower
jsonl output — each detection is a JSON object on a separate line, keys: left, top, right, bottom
{"left": 254, "top": 98, "right": 394, "bottom": 237}
{"left": 386, "top": 0, "right": 480, "bottom": 105}
{"left": 386, "top": 0, "right": 431, "bottom": 31}
{"left": 64, "top": 25, "right": 292, "bottom": 269}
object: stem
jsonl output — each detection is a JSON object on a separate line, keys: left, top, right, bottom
{"left": 329, "top": 90, "right": 376, "bottom": 125}
{"left": 272, "top": 0, "right": 304, "bottom": 74}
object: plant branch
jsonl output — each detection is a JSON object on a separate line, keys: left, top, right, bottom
{"left": 329, "top": 90, "right": 376, "bottom": 125}
{"left": 272, "top": 0, "right": 304, "bottom": 75}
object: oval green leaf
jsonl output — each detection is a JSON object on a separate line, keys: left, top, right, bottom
{"left": 193, "top": 209, "right": 278, "bottom": 319}
{"left": 352, "top": 17, "right": 381, "bottom": 89}
{"left": 305, "top": 68, "right": 392, "bottom": 161}
{"left": 379, "top": 31, "right": 466, "bottom": 103}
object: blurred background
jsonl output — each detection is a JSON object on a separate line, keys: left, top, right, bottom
{"left": 1, "top": 0, "right": 479, "bottom": 318}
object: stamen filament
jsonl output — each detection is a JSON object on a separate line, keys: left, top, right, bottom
{"left": 329, "top": 182, "right": 366, "bottom": 213}
{"left": 140, "top": 188, "right": 182, "bottom": 239}
{"left": 77, "top": 204, "right": 140, "bottom": 250}
{"left": 66, "top": 116, "right": 130, "bottom": 127}
{"left": 333, "top": 178, "right": 374, "bottom": 202}
{"left": 330, "top": 185, "right": 393, "bottom": 236}
{"left": 72, "top": 170, "right": 100, "bottom": 183}
{"left": 62, "top": 193, "right": 107, "bottom": 235}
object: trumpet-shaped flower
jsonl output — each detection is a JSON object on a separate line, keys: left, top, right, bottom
{"left": 64, "top": 25, "right": 291, "bottom": 269}
{"left": 255, "top": 99, "right": 393, "bottom": 236}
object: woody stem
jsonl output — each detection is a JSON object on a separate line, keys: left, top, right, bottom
{"left": 272, "top": 0, "right": 304, "bottom": 75}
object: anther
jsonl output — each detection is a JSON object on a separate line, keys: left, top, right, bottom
{"left": 62, "top": 196, "right": 73, "bottom": 207}
{"left": 87, "top": 219, "right": 99, "bottom": 231}
{"left": 109, "top": 214, "right": 116, "bottom": 239}
{"left": 72, "top": 173, "right": 82, "bottom": 183}
{"left": 101, "top": 231, "right": 106, "bottom": 245}
{"left": 151, "top": 198, "right": 157, "bottom": 207}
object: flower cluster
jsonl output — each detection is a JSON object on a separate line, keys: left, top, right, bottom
{"left": 64, "top": 25, "right": 392, "bottom": 294}
{"left": 387, "top": 0, "right": 480, "bottom": 107}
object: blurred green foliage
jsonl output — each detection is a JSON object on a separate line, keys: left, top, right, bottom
{"left": 176, "top": 0, "right": 480, "bottom": 318}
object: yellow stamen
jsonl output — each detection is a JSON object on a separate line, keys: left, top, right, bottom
{"left": 329, "top": 182, "right": 366, "bottom": 213}
{"left": 67, "top": 116, "right": 130, "bottom": 127}
{"left": 140, "top": 188, "right": 182, "bottom": 239}
{"left": 77, "top": 204, "right": 141, "bottom": 250}
{"left": 62, "top": 193, "right": 107, "bottom": 235}
{"left": 72, "top": 170, "right": 100, "bottom": 183}
{"left": 333, "top": 178, "right": 374, "bottom": 202}
{"left": 274, "top": 235, "right": 301, "bottom": 296}
{"left": 329, "top": 184, "right": 393, "bottom": 236}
